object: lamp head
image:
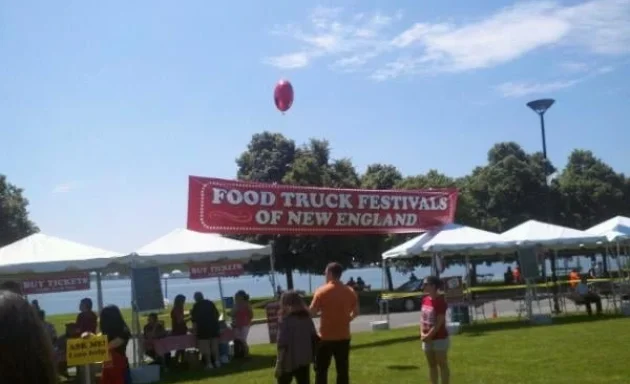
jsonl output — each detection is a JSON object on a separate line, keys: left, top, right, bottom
{"left": 526, "top": 99, "right": 555, "bottom": 115}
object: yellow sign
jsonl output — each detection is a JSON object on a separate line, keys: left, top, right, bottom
{"left": 66, "top": 335, "right": 110, "bottom": 366}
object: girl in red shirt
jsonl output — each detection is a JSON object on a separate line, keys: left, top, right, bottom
{"left": 420, "top": 276, "right": 450, "bottom": 384}
{"left": 232, "top": 290, "right": 253, "bottom": 357}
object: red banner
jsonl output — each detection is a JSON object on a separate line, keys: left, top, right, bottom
{"left": 187, "top": 176, "right": 458, "bottom": 235}
{"left": 21, "top": 272, "right": 91, "bottom": 295}
{"left": 189, "top": 261, "right": 245, "bottom": 279}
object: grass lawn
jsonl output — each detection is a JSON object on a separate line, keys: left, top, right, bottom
{"left": 159, "top": 315, "right": 629, "bottom": 384}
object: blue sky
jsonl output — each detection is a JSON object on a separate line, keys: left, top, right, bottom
{"left": 1, "top": 0, "right": 629, "bottom": 251}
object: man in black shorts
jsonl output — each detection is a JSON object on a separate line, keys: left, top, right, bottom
{"left": 191, "top": 292, "right": 221, "bottom": 369}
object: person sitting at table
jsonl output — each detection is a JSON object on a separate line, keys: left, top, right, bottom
{"left": 569, "top": 269, "right": 581, "bottom": 289}
{"left": 144, "top": 313, "right": 170, "bottom": 367}
{"left": 170, "top": 294, "right": 188, "bottom": 364}
{"left": 38, "top": 310, "right": 57, "bottom": 345}
{"left": 346, "top": 277, "right": 356, "bottom": 289}
{"left": 575, "top": 275, "right": 602, "bottom": 316}
{"left": 587, "top": 264, "right": 597, "bottom": 279}
{"left": 55, "top": 323, "right": 77, "bottom": 379}
{"left": 76, "top": 298, "right": 98, "bottom": 336}
{"left": 356, "top": 277, "right": 368, "bottom": 291}
{"left": 512, "top": 265, "right": 521, "bottom": 284}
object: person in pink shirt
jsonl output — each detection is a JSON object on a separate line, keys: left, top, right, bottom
{"left": 420, "top": 276, "right": 450, "bottom": 384}
{"left": 232, "top": 290, "right": 253, "bottom": 357}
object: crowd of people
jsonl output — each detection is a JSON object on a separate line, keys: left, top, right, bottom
{"left": 274, "top": 262, "right": 449, "bottom": 384}
{"left": 0, "top": 279, "right": 256, "bottom": 384}
{"left": 0, "top": 281, "right": 131, "bottom": 384}
{"left": 0, "top": 263, "right": 454, "bottom": 384}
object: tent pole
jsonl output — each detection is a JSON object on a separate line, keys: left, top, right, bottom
{"left": 381, "top": 259, "right": 386, "bottom": 290}
{"left": 217, "top": 276, "right": 226, "bottom": 319}
{"left": 616, "top": 240, "right": 623, "bottom": 279}
{"left": 269, "top": 241, "right": 277, "bottom": 296}
{"left": 96, "top": 271, "right": 104, "bottom": 312}
{"left": 465, "top": 255, "right": 471, "bottom": 287}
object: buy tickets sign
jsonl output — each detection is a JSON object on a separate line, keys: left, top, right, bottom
{"left": 66, "top": 334, "right": 110, "bottom": 366}
{"left": 21, "top": 272, "right": 91, "bottom": 295}
{"left": 189, "top": 261, "right": 244, "bottom": 279}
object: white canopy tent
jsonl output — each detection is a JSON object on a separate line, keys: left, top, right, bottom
{"left": 586, "top": 216, "right": 630, "bottom": 241}
{"left": 382, "top": 232, "right": 432, "bottom": 260}
{"left": 128, "top": 228, "right": 273, "bottom": 366}
{"left": 499, "top": 220, "right": 606, "bottom": 248}
{"left": 0, "top": 233, "right": 124, "bottom": 312}
{"left": 132, "top": 228, "right": 272, "bottom": 265}
{"left": 0, "top": 233, "right": 123, "bottom": 274}
{"left": 382, "top": 223, "right": 517, "bottom": 259}
{"left": 423, "top": 224, "right": 518, "bottom": 255}
{"left": 586, "top": 216, "right": 630, "bottom": 278}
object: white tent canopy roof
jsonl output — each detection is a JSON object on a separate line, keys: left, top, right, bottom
{"left": 132, "top": 228, "right": 272, "bottom": 266}
{"left": 602, "top": 230, "right": 628, "bottom": 242}
{"left": 382, "top": 223, "right": 516, "bottom": 259}
{"left": 500, "top": 220, "right": 606, "bottom": 248}
{"left": 423, "top": 224, "right": 517, "bottom": 255}
{"left": 0, "top": 233, "right": 124, "bottom": 275}
{"left": 382, "top": 232, "right": 431, "bottom": 260}
{"left": 586, "top": 216, "right": 630, "bottom": 241}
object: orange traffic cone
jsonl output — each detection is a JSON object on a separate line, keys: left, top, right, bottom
{"left": 492, "top": 302, "right": 498, "bottom": 319}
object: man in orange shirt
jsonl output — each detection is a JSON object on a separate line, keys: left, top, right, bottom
{"left": 310, "top": 262, "right": 358, "bottom": 384}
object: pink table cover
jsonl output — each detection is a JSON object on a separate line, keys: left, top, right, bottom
{"left": 153, "top": 329, "right": 234, "bottom": 356}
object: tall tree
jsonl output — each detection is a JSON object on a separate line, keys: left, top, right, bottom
{"left": 236, "top": 132, "right": 296, "bottom": 182}
{"left": 283, "top": 140, "right": 365, "bottom": 283}
{"left": 235, "top": 132, "right": 296, "bottom": 288}
{"left": 0, "top": 175, "right": 38, "bottom": 247}
{"left": 464, "top": 142, "right": 552, "bottom": 232}
{"left": 361, "top": 164, "right": 403, "bottom": 190}
{"left": 556, "top": 150, "right": 627, "bottom": 228}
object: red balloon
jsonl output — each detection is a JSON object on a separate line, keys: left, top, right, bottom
{"left": 274, "top": 79, "right": 294, "bottom": 113}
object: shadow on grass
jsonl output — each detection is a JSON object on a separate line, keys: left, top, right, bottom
{"left": 387, "top": 365, "right": 419, "bottom": 371}
{"left": 160, "top": 354, "right": 276, "bottom": 383}
{"left": 352, "top": 335, "right": 419, "bottom": 351}
{"left": 462, "top": 313, "right": 623, "bottom": 337}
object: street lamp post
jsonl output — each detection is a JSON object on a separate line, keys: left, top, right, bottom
{"left": 526, "top": 98, "right": 560, "bottom": 313}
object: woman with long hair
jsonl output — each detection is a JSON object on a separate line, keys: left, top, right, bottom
{"left": 420, "top": 276, "right": 450, "bottom": 384}
{"left": 275, "top": 290, "right": 317, "bottom": 384}
{"left": 0, "top": 290, "right": 57, "bottom": 384}
{"left": 170, "top": 294, "right": 188, "bottom": 363}
{"left": 99, "top": 305, "right": 132, "bottom": 384}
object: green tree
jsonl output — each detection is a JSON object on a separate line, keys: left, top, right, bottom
{"left": 236, "top": 132, "right": 296, "bottom": 182}
{"left": 556, "top": 150, "right": 627, "bottom": 228}
{"left": 0, "top": 175, "right": 39, "bottom": 247}
{"left": 235, "top": 132, "right": 296, "bottom": 288}
{"left": 464, "top": 142, "right": 552, "bottom": 232}
{"left": 361, "top": 164, "right": 403, "bottom": 189}
{"left": 283, "top": 139, "right": 366, "bottom": 284}
{"left": 237, "top": 134, "right": 365, "bottom": 289}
